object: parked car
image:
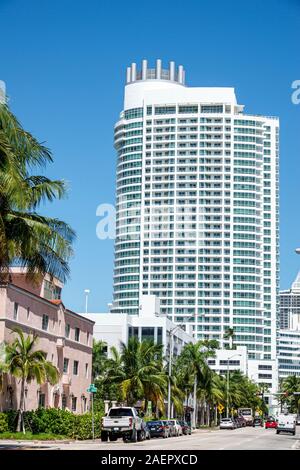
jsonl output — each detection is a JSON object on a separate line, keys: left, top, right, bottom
{"left": 141, "top": 420, "right": 151, "bottom": 440}
{"left": 101, "top": 407, "right": 143, "bottom": 442}
{"left": 253, "top": 417, "right": 263, "bottom": 427}
{"left": 237, "top": 415, "right": 247, "bottom": 427}
{"left": 296, "top": 415, "right": 300, "bottom": 426}
{"left": 163, "top": 420, "right": 176, "bottom": 437}
{"left": 147, "top": 420, "right": 169, "bottom": 438}
{"left": 276, "top": 413, "right": 296, "bottom": 436}
{"left": 219, "top": 418, "right": 236, "bottom": 430}
{"left": 168, "top": 419, "right": 183, "bottom": 436}
{"left": 160, "top": 420, "right": 173, "bottom": 437}
{"left": 233, "top": 417, "right": 242, "bottom": 428}
{"left": 265, "top": 417, "right": 277, "bottom": 429}
{"left": 179, "top": 420, "right": 192, "bottom": 435}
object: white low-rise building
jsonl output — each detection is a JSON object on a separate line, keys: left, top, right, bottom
{"left": 84, "top": 295, "right": 195, "bottom": 358}
{"left": 207, "top": 346, "right": 248, "bottom": 376}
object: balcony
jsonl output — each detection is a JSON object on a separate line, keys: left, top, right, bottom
{"left": 56, "top": 337, "right": 65, "bottom": 348}
{"left": 62, "top": 374, "right": 71, "bottom": 386}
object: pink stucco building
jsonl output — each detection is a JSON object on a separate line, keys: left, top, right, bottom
{"left": 0, "top": 269, "right": 94, "bottom": 414}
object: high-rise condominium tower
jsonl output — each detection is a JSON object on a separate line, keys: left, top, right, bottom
{"left": 112, "top": 59, "right": 279, "bottom": 363}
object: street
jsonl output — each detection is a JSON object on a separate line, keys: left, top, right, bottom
{"left": 0, "top": 426, "right": 299, "bottom": 450}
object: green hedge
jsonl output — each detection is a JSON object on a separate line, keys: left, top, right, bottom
{"left": 0, "top": 413, "right": 9, "bottom": 433}
{"left": 0, "top": 408, "right": 103, "bottom": 440}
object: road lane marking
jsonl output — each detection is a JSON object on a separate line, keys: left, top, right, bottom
{"left": 292, "top": 440, "right": 300, "bottom": 450}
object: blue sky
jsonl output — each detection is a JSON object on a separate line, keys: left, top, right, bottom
{"left": 0, "top": 0, "right": 299, "bottom": 312}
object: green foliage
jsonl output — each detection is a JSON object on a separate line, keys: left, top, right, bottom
{"left": 4, "top": 410, "right": 18, "bottom": 432}
{"left": 73, "top": 412, "right": 102, "bottom": 440}
{"left": 105, "top": 337, "right": 167, "bottom": 411}
{"left": 0, "top": 408, "right": 104, "bottom": 440}
{"left": 0, "top": 432, "right": 67, "bottom": 440}
{"left": 23, "top": 408, "right": 76, "bottom": 436}
{"left": 0, "top": 413, "right": 8, "bottom": 433}
{"left": 0, "top": 102, "right": 75, "bottom": 283}
{"left": 279, "top": 375, "right": 300, "bottom": 413}
{"left": 92, "top": 339, "right": 108, "bottom": 380}
{"left": 5, "top": 328, "right": 60, "bottom": 432}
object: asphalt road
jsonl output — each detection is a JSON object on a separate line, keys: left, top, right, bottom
{"left": 0, "top": 426, "right": 299, "bottom": 450}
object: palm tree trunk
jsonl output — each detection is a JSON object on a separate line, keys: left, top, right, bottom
{"left": 192, "top": 376, "right": 197, "bottom": 428}
{"left": 17, "top": 377, "right": 25, "bottom": 433}
{"left": 207, "top": 403, "right": 210, "bottom": 427}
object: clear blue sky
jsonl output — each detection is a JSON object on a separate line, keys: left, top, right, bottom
{"left": 1, "top": 0, "right": 299, "bottom": 312}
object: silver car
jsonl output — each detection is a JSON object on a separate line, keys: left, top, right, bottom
{"left": 220, "top": 418, "right": 236, "bottom": 430}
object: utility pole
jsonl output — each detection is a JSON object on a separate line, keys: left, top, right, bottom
{"left": 84, "top": 289, "right": 90, "bottom": 314}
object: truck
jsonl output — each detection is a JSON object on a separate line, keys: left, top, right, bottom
{"left": 276, "top": 413, "right": 296, "bottom": 435}
{"left": 237, "top": 408, "right": 254, "bottom": 426}
{"left": 101, "top": 407, "right": 143, "bottom": 443}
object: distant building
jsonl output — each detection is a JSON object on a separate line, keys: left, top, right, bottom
{"left": 277, "top": 273, "right": 300, "bottom": 380}
{"left": 0, "top": 268, "right": 94, "bottom": 413}
{"left": 279, "top": 272, "right": 300, "bottom": 329}
{"left": 84, "top": 295, "right": 195, "bottom": 359}
{"left": 207, "top": 346, "right": 248, "bottom": 376}
{"left": 277, "top": 329, "right": 300, "bottom": 379}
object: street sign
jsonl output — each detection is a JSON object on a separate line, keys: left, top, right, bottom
{"left": 218, "top": 404, "right": 224, "bottom": 413}
{"left": 86, "top": 384, "right": 97, "bottom": 441}
{"left": 87, "top": 384, "right": 97, "bottom": 393}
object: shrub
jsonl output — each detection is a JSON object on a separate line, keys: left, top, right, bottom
{"left": 73, "top": 412, "right": 102, "bottom": 440}
{"left": 0, "top": 413, "right": 8, "bottom": 433}
{"left": 1, "top": 408, "right": 103, "bottom": 440}
{"left": 5, "top": 410, "right": 18, "bottom": 432}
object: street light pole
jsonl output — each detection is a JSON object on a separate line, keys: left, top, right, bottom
{"left": 91, "top": 391, "right": 94, "bottom": 441}
{"left": 226, "top": 353, "right": 242, "bottom": 419}
{"left": 167, "top": 321, "right": 192, "bottom": 420}
{"left": 84, "top": 289, "right": 90, "bottom": 314}
{"left": 167, "top": 332, "right": 173, "bottom": 419}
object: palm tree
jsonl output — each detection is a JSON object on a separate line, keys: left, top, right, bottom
{"left": 224, "top": 327, "right": 235, "bottom": 349}
{"left": 0, "top": 103, "right": 75, "bottom": 282}
{"left": 105, "top": 338, "right": 167, "bottom": 413}
{"left": 281, "top": 375, "right": 300, "bottom": 413}
{"left": 5, "top": 328, "right": 60, "bottom": 433}
{"left": 92, "top": 339, "right": 108, "bottom": 380}
{"left": 177, "top": 341, "right": 214, "bottom": 428}
{"left": 198, "top": 369, "right": 224, "bottom": 426}
{"left": 0, "top": 342, "right": 8, "bottom": 393}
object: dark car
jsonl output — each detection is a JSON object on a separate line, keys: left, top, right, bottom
{"left": 253, "top": 417, "right": 263, "bottom": 427}
{"left": 179, "top": 420, "right": 192, "bottom": 435}
{"left": 236, "top": 415, "right": 247, "bottom": 427}
{"left": 233, "top": 417, "right": 241, "bottom": 428}
{"left": 141, "top": 421, "right": 151, "bottom": 440}
{"left": 147, "top": 420, "right": 168, "bottom": 438}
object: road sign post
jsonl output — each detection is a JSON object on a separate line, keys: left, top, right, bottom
{"left": 87, "top": 384, "right": 98, "bottom": 440}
